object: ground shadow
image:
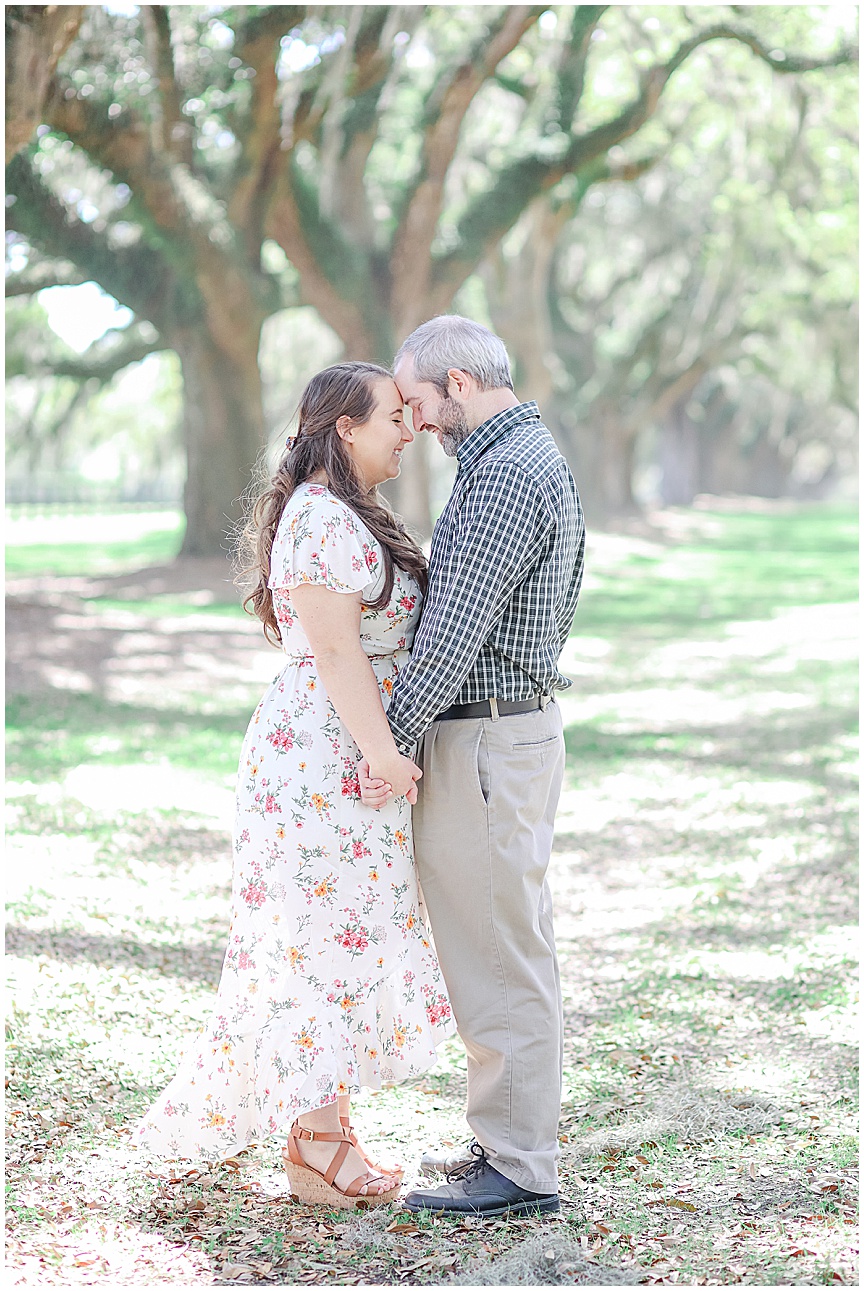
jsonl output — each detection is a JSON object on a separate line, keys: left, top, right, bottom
{"left": 6, "top": 924, "right": 225, "bottom": 986}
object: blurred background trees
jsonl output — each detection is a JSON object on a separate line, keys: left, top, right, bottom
{"left": 5, "top": 4, "right": 858, "bottom": 553}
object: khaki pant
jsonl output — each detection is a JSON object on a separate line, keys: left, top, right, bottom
{"left": 413, "top": 702, "right": 565, "bottom": 1194}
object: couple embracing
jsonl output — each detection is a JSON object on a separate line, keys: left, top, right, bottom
{"left": 137, "top": 315, "right": 585, "bottom": 1218}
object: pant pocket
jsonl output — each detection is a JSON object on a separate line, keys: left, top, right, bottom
{"left": 476, "top": 725, "right": 490, "bottom": 805}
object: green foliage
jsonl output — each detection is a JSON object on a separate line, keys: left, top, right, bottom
{"left": 4, "top": 4, "right": 858, "bottom": 527}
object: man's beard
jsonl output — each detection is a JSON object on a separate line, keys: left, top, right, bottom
{"left": 436, "top": 395, "right": 471, "bottom": 457}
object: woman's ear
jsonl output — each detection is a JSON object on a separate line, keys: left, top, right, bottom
{"left": 336, "top": 414, "right": 355, "bottom": 442}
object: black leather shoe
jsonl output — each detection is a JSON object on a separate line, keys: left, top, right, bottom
{"left": 403, "top": 1142, "right": 559, "bottom": 1217}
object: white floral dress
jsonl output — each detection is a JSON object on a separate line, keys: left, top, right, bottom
{"left": 136, "top": 483, "right": 453, "bottom": 1161}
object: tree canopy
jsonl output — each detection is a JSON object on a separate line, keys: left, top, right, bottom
{"left": 5, "top": 5, "right": 858, "bottom": 549}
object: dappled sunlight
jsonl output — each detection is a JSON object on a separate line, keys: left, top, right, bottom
{"left": 646, "top": 603, "right": 857, "bottom": 680}
{"left": 64, "top": 762, "right": 235, "bottom": 826}
{"left": 556, "top": 767, "right": 820, "bottom": 842}
{"left": 7, "top": 584, "right": 279, "bottom": 715}
{"left": 6, "top": 503, "right": 857, "bottom": 1286}
{"left": 564, "top": 685, "right": 816, "bottom": 731}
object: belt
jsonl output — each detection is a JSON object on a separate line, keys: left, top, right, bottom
{"left": 436, "top": 694, "right": 552, "bottom": 721}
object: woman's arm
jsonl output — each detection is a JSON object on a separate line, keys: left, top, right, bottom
{"left": 290, "top": 584, "right": 421, "bottom": 802}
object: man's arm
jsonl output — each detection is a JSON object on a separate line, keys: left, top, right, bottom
{"left": 386, "top": 461, "right": 550, "bottom": 754}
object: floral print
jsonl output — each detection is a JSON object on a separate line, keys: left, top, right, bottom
{"left": 136, "top": 484, "right": 453, "bottom": 1161}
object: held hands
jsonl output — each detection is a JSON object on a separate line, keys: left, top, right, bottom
{"left": 359, "top": 755, "right": 422, "bottom": 807}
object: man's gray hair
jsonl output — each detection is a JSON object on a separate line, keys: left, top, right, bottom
{"left": 394, "top": 315, "right": 514, "bottom": 394}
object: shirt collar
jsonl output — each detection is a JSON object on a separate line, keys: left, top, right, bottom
{"left": 456, "top": 400, "right": 542, "bottom": 474}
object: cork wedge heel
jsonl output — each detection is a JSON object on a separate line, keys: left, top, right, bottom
{"left": 282, "top": 1124, "right": 401, "bottom": 1211}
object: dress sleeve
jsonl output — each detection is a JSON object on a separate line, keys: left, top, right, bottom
{"left": 268, "top": 492, "right": 380, "bottom": 595}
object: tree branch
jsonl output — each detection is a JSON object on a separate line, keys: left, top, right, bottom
{"left": 553, "top": 6, "right": 608, "bottom": 130}
{"left": 43, "top": 86, "right": 281, "bottom": 349}
{"left": 44, "top": 323, "right": 167, "bottom": 382}
{"left": 5, "top": 260, "right": 86, "bottom": 296}
{"left": 430, "top": 23, "right": 857, "bottom": 304}
{"left": 319, "top": 6, "right": 425, "bottom": 245}
{"left": 5, "top": 4, "right": 85, "bottom": 163}
{"left": 227, "top": 5, "right": 305, "bottom": 244}
{"left": 665, "top": 23, "right": 858, "bottom": 77}
{"left": 5, "top": 151, "right": 182, "bottom": 327}
{"left": 265, "top": 160, "right": 387, "bottom": 359}
{"left": 389, "top": 4, "right": 546, "bottom": 333}
{"left": 141, "top": 5, "right": 194, "bottom": 165}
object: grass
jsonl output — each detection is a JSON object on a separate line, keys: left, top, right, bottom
{"left": 5, "top": 515, "right": 185, "bottom": 578}
{"left": 5, "top": 500, "right": 858, "bottom": 1286}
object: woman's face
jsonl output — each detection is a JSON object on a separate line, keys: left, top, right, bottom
{"left": 339, "top": 377, "right": 414, "bottom": 488}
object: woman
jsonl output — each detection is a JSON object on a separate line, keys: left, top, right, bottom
{"left": 136, "top": 362, "right": 453, "bottom": 1209}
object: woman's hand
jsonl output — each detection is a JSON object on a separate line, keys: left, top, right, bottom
{"left": 359, "top": 756, "right": 421, "bottom": 806}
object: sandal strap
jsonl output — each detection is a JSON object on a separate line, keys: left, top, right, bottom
{"left": 323, "top": 1139, "right": 351, "bottom": 1188}
{"left": 344, "top": 1170, "right": 390, "bottom": 1198}
{"left": 291, "top": 1123, "right": 351, "bottom": 1143}
{"left": 284, "top": 1122, "right": 397, "bottom": 1199}
{"left": 286, "top": 1122, "right": 351, "bottom": 1170}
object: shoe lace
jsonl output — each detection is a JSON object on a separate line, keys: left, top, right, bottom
{"left": 446, "top": 1140, "right": 488, "bottom": 1184}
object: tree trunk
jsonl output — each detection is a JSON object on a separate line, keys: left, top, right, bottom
{"left": 382, "top": 432, "right": 433, "bottom": 540}
{"left": 555, "top": 406, "right": 638, "bottom": 523}
{"left": 372, "top": 323, "right": 433, "bottom": 538}
{"left": 172, "top": 325, "right": 266, "bottom": 557}
{"left": 482, "top": 202, "right": 566, "bottom": 407}
{"left": 5, "top": 5, "right": 84, "bottom": 163}
{"left": 659, "top": 398, "right": 700, "bottom": 506}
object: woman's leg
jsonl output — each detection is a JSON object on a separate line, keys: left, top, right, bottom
{"left": 290, "top": 1101, "right": 399, "bottom": 1196}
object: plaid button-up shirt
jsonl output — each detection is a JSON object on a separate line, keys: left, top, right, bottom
{"left": 387, "top": 400, "right": 584, "bottom": 755}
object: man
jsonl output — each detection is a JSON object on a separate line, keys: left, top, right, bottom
{"left": 360, "top": 315, "right": 584, "bottom": 1216}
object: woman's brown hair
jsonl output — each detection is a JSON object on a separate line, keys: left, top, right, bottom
{"left": 238, "top": 362, "right": 428, "bottom": 645}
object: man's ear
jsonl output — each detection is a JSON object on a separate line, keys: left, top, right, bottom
{"left": 446, "top": 368, "right": 472, "bottom": 401}
{"left": 336, "top": 414, "right": 354, "bottom": 441}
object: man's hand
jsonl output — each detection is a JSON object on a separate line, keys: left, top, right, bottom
{"left": 359, "top": 756, "right": 421, "bottom": 807}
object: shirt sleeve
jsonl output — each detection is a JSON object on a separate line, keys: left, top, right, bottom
{"left": 386, "top": 462, "right": 551, "bottom": 753}
{"left": 268, "top": 494, "right": 378, "bottom": 595}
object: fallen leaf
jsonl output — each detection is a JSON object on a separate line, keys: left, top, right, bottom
{"left": 386, "top": 1221, "right": 419, "bottom": 1234}
{"left": 607, "top": 1048, "right": 641, "bottom": 1069}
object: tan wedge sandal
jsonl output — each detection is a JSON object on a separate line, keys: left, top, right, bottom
{"left": 282, "top": 1123, "right": 401, "bottom": 1211}
{"left": 339, "top": 1115, "right": 404, "bottom": 1180}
